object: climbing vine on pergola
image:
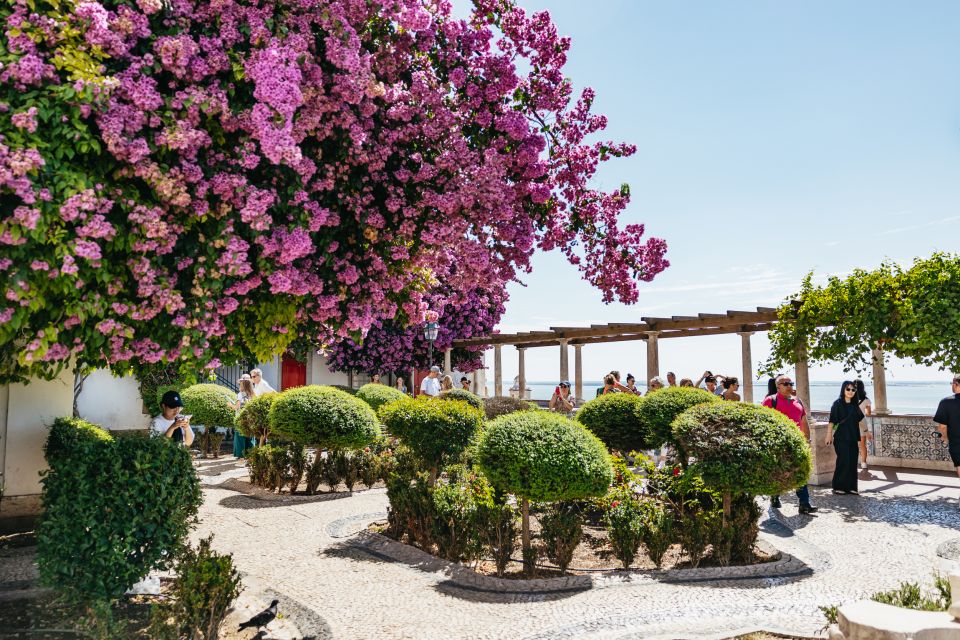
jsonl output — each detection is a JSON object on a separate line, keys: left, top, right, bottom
{"left": 764, "top": 253, "right": 960, "bottom": 374}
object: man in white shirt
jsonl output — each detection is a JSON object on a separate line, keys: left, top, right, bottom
{"left": 250, "top": 368, "right": 276, "bottom": 396}
{"left": 420, "top": 366, "right": 442, "bottom": 397}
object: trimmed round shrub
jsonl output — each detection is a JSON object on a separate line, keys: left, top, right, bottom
{"left": 236, "top": 392, "right": 279, "bottom": 445}
{"left": 356, "top": 383, "right": 407, "bottom": 412}
{"left": 576, "top": 393, "right": 646, "bottom": 452}
{"left": 635, "top": 386, "right": 721, "bottom": 448}
{"left": 441, "top": 388, "right": 483, "bottom": 410}
{"left": 483, "top": 395, "right": 537, "bottom": 420}
{"left": 672, "top": 402, "right": 812, "bottom": 498}
{"left": 38, "top": 418, "right": 201, "bottom": 603}
{"left": 331, "top": 384, "right": 357, "bottom": 395}
{"left": 269, "top": 385, "right": 380, "bottom": 449}
{"left": 477, "top": 412, "right": 613, "bottom": 502}
{"left": 378, "top": 395, "right": 484, "bottom": 476}
{"left": 180, "top": 383, "right": 236, "bottom": 429}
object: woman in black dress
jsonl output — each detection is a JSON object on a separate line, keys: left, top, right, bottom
{"left": 825, "top": 380, "right": 865, "bottom": 494}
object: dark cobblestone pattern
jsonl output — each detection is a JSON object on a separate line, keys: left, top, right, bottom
{"left": 195, "top": 474, "right": 960, "bottom": 639}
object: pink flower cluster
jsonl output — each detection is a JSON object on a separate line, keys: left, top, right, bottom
{"left": 0, "top": 0, "right": 668, "bottom": 383}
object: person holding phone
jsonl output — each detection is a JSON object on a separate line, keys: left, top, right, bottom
{"left": 152, "top": 390, "right": 195, "bottom": 446}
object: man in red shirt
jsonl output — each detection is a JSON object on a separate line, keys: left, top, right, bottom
{"left": 762, "top": 375, "right": 818, "bottom": 514}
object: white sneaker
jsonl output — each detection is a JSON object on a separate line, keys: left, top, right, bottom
{"left": 860, "top": 461, "right": 868, "bottom": 469}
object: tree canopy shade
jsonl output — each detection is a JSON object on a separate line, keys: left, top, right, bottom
{"left": 765, "top": 253, "right": 960, "bottom": 374}
{"left": 0, "top": 0, "right": 668, "bottom": 384}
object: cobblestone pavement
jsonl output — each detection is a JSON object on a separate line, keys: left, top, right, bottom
{"left": 194, "top": 461, "right": 960, "bottom": 640}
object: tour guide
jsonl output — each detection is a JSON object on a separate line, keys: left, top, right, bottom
{"left": 762, "top": 375, "right": 818, "bottom": 515}
{"left": 934, "top": 374, "right": 960, "bottom": 479}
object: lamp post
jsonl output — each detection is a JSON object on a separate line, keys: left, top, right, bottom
{"left": 424, "top": 321, "right": 439, "bottom": 369}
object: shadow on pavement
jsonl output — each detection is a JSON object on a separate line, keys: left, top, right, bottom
{"left": 218, "top": 491, "right": 353, "bottom": 510}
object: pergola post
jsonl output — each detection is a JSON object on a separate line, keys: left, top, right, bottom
{"left": 738, "top": 331, "right": 755, "bottom": 403}
{"left": 559, "top": 338, "right": 569, "bottom": 383}
{"left": 443, "top": 348, "right": 452, "bottom": 375}
{"left": 872, "top": 346, "right": 890, "bottom": 415}
{"left": 794, "top": 346, "right": 812, "bottom": 429}
{"left": 494, "top": 345, "right": 503, "bottom": 397}
{"left": 645, "top": 331, "right": 660, "bottom": 384}
{"left": 410, "top": 367, "right": 416, "bottom": 396}
{"left": 517, "top": 347, "right": 526, "bottom": 400}
{"left": 574, "top": 344, "right": 583, "bottom": 403}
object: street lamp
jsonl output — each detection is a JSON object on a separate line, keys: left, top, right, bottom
{"left": 424, "top": 321, "right": 439, "bottom": 369}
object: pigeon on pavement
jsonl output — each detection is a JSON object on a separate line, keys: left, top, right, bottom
{"left": 238, "top": 599, "right": 279, "bottom": 631}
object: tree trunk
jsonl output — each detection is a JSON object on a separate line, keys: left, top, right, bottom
{"left": 722, "top": 491, "right": 731, "bottom": 526}
{"left": 521, "top": 498, "right": 530, "bottom": 550}
{"left": 428, "top": 466, "right": 438, "bottom": 487}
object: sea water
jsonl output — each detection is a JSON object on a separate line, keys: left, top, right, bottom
{"left": 487, "top": 381, "right": 952, "bottom": 415}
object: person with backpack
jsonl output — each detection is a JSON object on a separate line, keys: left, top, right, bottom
{"left": 762, "top": 375, "right": 818, "bottom": 514}
{"left": 825, "top": 381, "right": 866, "bottom": 494}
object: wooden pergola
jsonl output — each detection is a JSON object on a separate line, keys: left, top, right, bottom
{"left": 448, "top": 307, "right": 893, "bottom": 415}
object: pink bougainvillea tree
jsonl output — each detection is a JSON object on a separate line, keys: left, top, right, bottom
{"left": 0, "top": 0, "right": 668, "bottom": 384}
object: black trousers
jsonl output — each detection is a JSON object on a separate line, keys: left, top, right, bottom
{"left": 832, "top": 439, "right": 859, "bottom": 492}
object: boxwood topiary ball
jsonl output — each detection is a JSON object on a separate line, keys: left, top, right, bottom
{"left": 635, "top": 386, "right": 721, "bottom": 448}
{"left": 482, "top": 395, "right": 536, "bottom": 420}
{"left": 576, "top": 393, "right": 646, "bottom": 452}
{"left": 269, "top": 385, "right": 380, "bottom": 449}
{"left": 180, "top": 384, "right": 236, "bottom": 430}
{"left": 672, "top": 402, "right": 812, "bottom": 496}
{"left": 378, "top": 395, "right": 484, "bottom": 472}
{"left": 441, "top": 388, "right": 483, "bottom": 409}
{"left": 236, "top": 392, "right": 279, "bottom": 442}
{"left": 356, "top": 383, "right": 407, "bottom": 412}
{"left": 477, "top": 411, "right": 613, "bottom": 502}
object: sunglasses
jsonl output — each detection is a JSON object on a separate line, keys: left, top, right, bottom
{"left": 845, "top": 387, "right": 856, "bottom": 392}
{"left": 778, "top": 381, "right": 794, "bottom": 387}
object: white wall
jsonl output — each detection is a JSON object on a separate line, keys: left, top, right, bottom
{"left": 76, "top": 370, "right": 150, "bottom": 430}
{"left": 306, "top": 352, "right": 351, "bottom": 386}
{"left": 258, "top": 356, "right": 281, "bottom": 391}
{"left": 1, "top": 372, "right": 73, "bottom": 497}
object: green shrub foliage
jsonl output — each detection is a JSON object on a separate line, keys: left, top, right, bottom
{"left": 356, "top": 383, "right": 407, "bottom": 412}
{"left": 37, "top": 418, "right": 201, "bottom": 603}
{"left": 269, "top": 385, "right": 380, "bottom": 449}
{"left": 672, "top": 403, "right": 812, "bottom": 497}
{"left": 635, "top": 386, "right": 721, "bottom": 450}
{"left": 180, "top": 384, "right": 236, "bottom": 430}
{"left": 483, "top": 395, "right": 536, "bottom": 420}
{"left": 477, "top": 412, "right": 613, "bottom": 502}
{"left": 603, "top": 495, "right": 645, "bottom": 569}
{"left": 576, "top": 393, "right": 646, "bottom": 452}
{"left": 378, "top": 396, "right": 484, "bottom": 475}
{"left": 236, "top": 392, "right": 278, "bottom": 444}
{"left": 149, "top": 536, "right": 241, "bottom": 640}
{"left": 538, "top": 502, "right": 583, "bottom": 574}
{"left": 441, "top": 388, "right": 483, "bottom": 409}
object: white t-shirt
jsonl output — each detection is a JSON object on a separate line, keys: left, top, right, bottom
{"left": 420, "top": 376, "right": 441, "bottom": 397}
{"left": 152, "top": 415, "right": 188, "bottom": 443}
{"left": 253, "top": 379, "right": 276, "bottom": 396}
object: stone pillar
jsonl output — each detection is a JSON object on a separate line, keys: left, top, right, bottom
{"left": 574, "top": 344, "right": 584, "bottom": 404}
{"left": 872, "top": 347, "right": 890, "bottom": 416}
{"left": 443, "top": 348, "right": 452, "bottom": 376}
{"left": 410, "top": 367, "right": 416, "bottom": 396}
{"left": 559, "top": 339, "right": 569, "bottom": 384}
{"left": 646, "top": 331, "right": 660, "bottom": 384}
{"left": 738, "top": 331, "right": 755, "bottom": 403}
{"left": 494, "top": 345, "right": 503, "bottom": 397}
{"left": 517, "top": 347, "right": 526, "bottom": 401}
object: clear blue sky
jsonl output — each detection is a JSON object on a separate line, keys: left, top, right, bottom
{"left": 467, "top": 1, "right": 960, "bottom": 383}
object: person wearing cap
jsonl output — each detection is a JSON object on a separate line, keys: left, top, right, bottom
{"left": 249, "top": 368, "right": 276, "bottom": 396}
{"left": 420, "top": 366, "right": 442, "bottom": 397}
{"left": 152, "top": 390, "right": 195, "bottom": 446}
{"left": 460, "top": 376, "right": 471, "bottom": 391}
{"left": 549, "top": 381, "right": 576, "bottom": 416}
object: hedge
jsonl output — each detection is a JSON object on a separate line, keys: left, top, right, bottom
{"left": 477, "top": 411, "right": 612, "bottom": 502}
{"left": 635, "top": 386, "right": 721, "bottom": 449}
{"left": 483, "top": 395, "right": 537, "bottom": 420}
{"left": 378, "top": 395, "right": 484, "bottom": 478}
{"left": 576, "top": 393, "right": 646, "bottom": 452}
{"left": 269, "top": 385, "right": 380, "bottom": 449}
{"left": 441, "top": 388, "right": 483, "bottom": 410}
{"left": 37, "top": 417, "right": 201, "bottom": 603}
{"left": 180, "top": 384, "right": 236, "bottom": 430}
{"left": 672, "top": 402, "right": 812, "bottom": 499}
{"left": 356, "top": 383, "right": 407, "bottom": 412}
{"left": 236, "top": 392, "right": 278, "bottom": 445}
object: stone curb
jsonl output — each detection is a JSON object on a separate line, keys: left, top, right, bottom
{"left": 328, "top": 512, "right": 816, "bottom": 597}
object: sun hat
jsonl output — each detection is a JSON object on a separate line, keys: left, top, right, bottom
{"left": 237, "top": 373, "right": 252, "bottom": 382}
